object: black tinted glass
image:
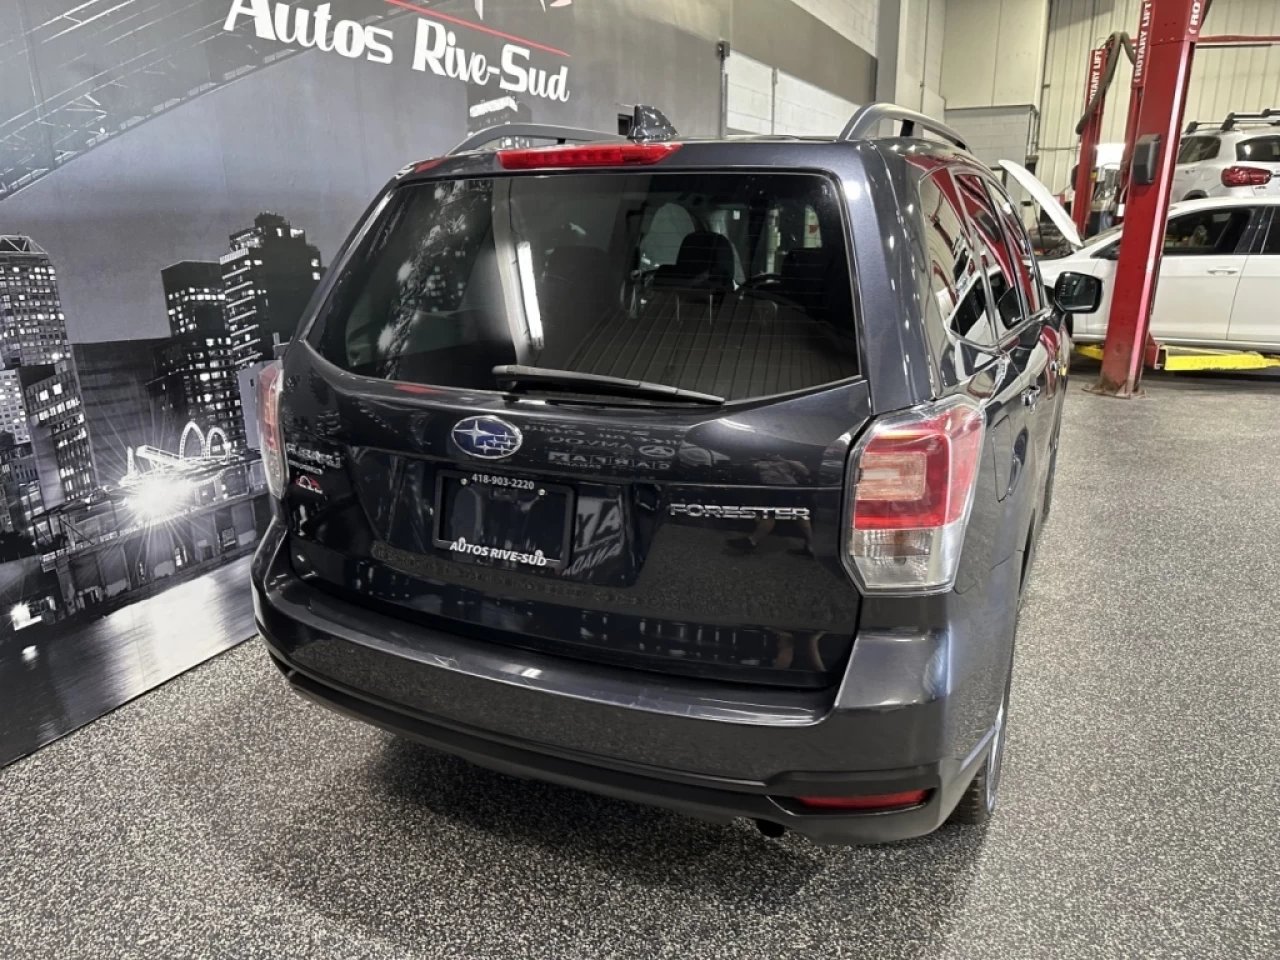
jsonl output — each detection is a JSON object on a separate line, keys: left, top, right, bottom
{"left": 984, "top": 180, "right": 1044, "bottom": 312}
{"left": 1163, "top": 209, "right": 1251, "bottom": 256}
{"left": 956, "top": 173, "right": 1024, "bottom": 331}
{"left": 1178, "top": 137, "right": 1221, "bottom": 163}
{"left": 918, "top": 172, "right": 998, "bottom": 349}
{"left": 1237, "top": 136, "right": 1280, "bottom": 163}
{"left": 311, "top": 172, "right": 859, "bottom": 401}
{"left": 1264, "top": 215, "right": 1280, "bottom": 255}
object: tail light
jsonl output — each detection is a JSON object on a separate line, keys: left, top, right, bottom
{"left": 498, "top": 142, "right": 680, "bottom": 169}
{"left": 257, "top": 360, "right": 286, "bottom": 499}
{"left": 1221, "top": 166, "right": 1273, "bottom": 187}
{"left": 844, "top": 396, "right": 986, "bottom": 594}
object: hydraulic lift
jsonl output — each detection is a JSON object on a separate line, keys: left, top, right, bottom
{"left": 1088, "top": 0, "right": 1202, "bottom": 396}
{"left": 1073, "top": 0, "right": 1280, "bottom": 394}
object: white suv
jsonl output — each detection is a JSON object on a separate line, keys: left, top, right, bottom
{"left": 1173, "top": 114, "right": 1280, "bottom": 200}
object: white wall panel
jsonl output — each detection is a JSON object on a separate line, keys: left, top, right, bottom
{"left": 725, "top": 52, "right": 776, "bottom": 134}
{"left": 941, "top": 0, "right": 1050, "bottom": 109}
{"left": 792, "top": 0, "right": 881, "bottom": 55}
{"left": 894, "top": 0, "right": 950, "bottom": 116}
{"left": 775, "top": 72, "right": 860, "bottom": 135}
{"left": 1039, "top": 0, "right": 1280, "bottom": 192}
{"left": 726, "top": 52, "right": 859, "bottom": 137}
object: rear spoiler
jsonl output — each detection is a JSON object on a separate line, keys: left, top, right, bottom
{"left": 450, "top": 104, "right": 679, "bottom": 155}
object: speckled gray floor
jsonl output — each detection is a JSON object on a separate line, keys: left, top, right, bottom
{"left": 2, "top": 373, "right": 1279, "bottom": 959}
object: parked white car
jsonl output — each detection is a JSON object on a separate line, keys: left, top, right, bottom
{"left": 1172, "top": 117, "right": 1280, "bottom": 200}
{"left": 1002, "top": 161, "right": 1280, "bottom": 352}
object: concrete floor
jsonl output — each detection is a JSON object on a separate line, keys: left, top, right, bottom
{"left": 2, "top": 374, "right": 1279, "bottom": 959}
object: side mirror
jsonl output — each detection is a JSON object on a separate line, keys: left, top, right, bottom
{"left": 1053, "top": 271, "right": 1103, "bottom": 314}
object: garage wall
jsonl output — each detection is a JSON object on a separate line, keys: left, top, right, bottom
{"left": 793, "top": 0, "right": 881, "bottom": 55}
{"left": 1039, "top": 0, "right": 1280, "bottom": 192}
{"left": 726, "top": 53, "right": 861, "bottom": 136}
{"left": 900, "top": 0, "right": 949, "bottom": 116}
{"left": 945, "top": 105, "right": 1038, "bottom": 166}
{"left": 941, "top": 0, "right": 1050, "bottom": 109}
{"left": 726, "top": 0, "right": 878, "bottom": 108}
{"left": 873, "top": 0, "right": 949, "bottom": 119}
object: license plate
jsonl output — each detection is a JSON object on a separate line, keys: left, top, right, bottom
{"left": 433, "top": 470, "right": 573, "bottom": 570}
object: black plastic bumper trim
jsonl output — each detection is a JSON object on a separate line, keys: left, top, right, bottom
{"left": 264, "top": 642, "right": 977, "bottom": 845}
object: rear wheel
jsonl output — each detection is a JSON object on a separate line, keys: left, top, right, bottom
{"left": 948, "top": 671, "right": 1011, "bottom": 825}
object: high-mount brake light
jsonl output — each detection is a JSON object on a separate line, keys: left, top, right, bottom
{"left": 844, "top": 396, "right": 986, "bottom": 594}
{"left": 497, "top": 142, "right": 681, "bottom": 170}
{"left": 257, "top": 360, "right": 286, "bottom": 500}
{"left": 1221, "top": 165, "right": 1273, "bottom": 187}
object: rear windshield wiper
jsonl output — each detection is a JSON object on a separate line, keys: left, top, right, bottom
{"left": 492, "top": 365, "right": 725, "bottom": 406}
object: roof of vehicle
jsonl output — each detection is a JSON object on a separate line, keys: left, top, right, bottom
{"left": 390, "top": 135, "right": 988, "bottom": 200}
{"left": 1183, "top": 128, "right": 1277, "bottom": 141}
{"left": 1169, "top": 195, "right": 1280, "bottom": 212}
{"left": 1184, "top": 111, "right": 1280, "bottom": 136}
{"left": 397, "top": 104, "right": 981, "bottom": 184}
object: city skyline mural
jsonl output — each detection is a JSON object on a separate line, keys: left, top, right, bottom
{"left": 0, "top": 0, "right": 724, "bottom": 767}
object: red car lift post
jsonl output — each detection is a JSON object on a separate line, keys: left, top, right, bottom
{"left": 1072, "top": 46, "right": 1108, "bottom": 239}
{"left": 1115, "top": 1, "right": 1154, "bottom": 213}
{"left": 1094, "top": 0, "right": 1205, "bottom": 397}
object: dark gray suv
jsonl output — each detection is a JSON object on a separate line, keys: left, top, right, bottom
{"left": 251, "top": 104, "right": 1100, "bottom": 843}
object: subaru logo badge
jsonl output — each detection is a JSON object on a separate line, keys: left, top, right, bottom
{"left": 451, "top": 416, "right": 522, "bottom": 460}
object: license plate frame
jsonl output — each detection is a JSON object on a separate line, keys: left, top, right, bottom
{"left": 432, "top": 469, "right": 575, "bottom": 571}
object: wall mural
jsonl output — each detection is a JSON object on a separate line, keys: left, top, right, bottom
{"left": 0, "top": 0, "right": 721, "bottom": 765}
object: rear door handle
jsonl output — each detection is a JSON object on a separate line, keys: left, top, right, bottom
{"left": 1022, "top": 386, "right": 1041, "bottom": 409}
{"left": 1207, "top": 266, "right": 1240, "bottom": 276}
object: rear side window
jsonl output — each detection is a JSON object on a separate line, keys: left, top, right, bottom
{"left": 918, "top": 172, "right": 998, "bottom": 350}
{"left": 1163, "top": 208, "right": 1252, "bottom": 256}
{"left": 1178, "top": 136, "right": 1221, "bottom": 164}
{"left": 311, "top": 172, "right": 859, "bottom": 401}
{"left": 1237, "top": 136, "right": 1280, "bottom": 163}
{"left": 1263, "top": 213, "right": 1280, "bottom": 255}
{"left": 982, "top": 179, "right": 1045, "bottom": 313}
{"left": 955, "top": 173, "right": 1025, "bottom": 331}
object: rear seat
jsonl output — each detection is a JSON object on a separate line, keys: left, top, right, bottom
{"left": 651, "top": 233, "right": 737, "bottom": 293}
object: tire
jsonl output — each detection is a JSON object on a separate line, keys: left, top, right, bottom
{"left": 948, "top": 669, "right": 1011, "bottom": 826}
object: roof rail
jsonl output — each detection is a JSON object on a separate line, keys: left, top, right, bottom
{"left": 1221, "top": 110, "right": 1280, "bottom": 131}
{"left": 840, "top": 103, "right": 968, "bottom": 151}
{"left": 448, "top": 123, "right": 623, "bottom": 156}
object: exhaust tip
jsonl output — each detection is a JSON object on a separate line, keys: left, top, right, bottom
{"left": 754, "top": 819, "right": 787, "bottom": 838}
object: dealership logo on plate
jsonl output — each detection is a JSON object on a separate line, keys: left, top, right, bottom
{"left": 452, "top": 416, "right": 523, "bottom": 459}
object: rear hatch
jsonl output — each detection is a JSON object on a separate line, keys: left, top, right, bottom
{"left": 281, "top": 159, "right": 871, "bottom": 689}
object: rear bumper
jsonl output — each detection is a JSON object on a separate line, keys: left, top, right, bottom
{"left": 253, "top": 524, "right": 998, "bottom": 844}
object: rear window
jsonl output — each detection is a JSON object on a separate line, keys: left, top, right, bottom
{"left": 1178, "top": 136, "right": 1221, "bottom": 164}
{"left": 1237, "top": 136, "right": 1280, "bottom": 163}
{"left": 310, "top": 172, "right": 859, "bottom": 401}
